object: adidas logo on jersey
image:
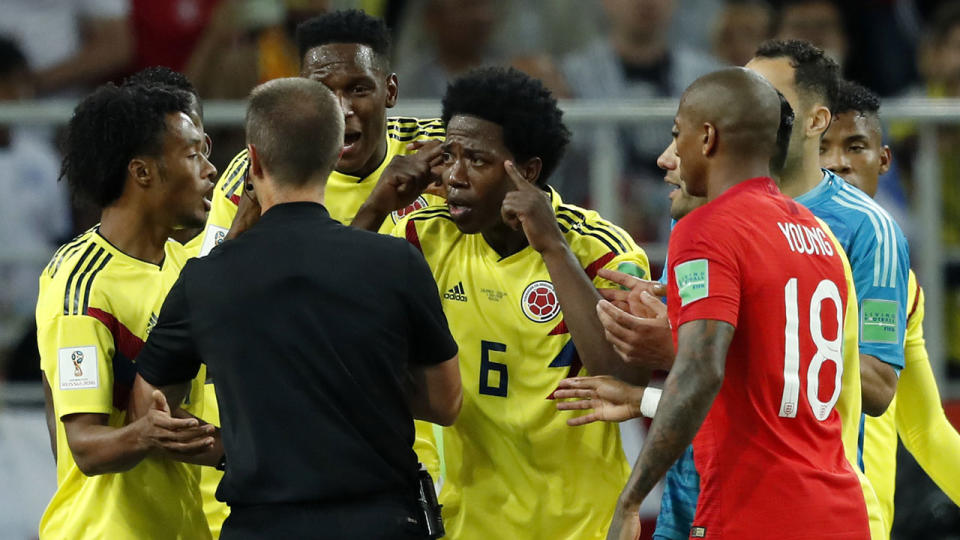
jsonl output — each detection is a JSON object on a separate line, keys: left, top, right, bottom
{"left": 444, "top": 282, "right": 467, "bottom": 302}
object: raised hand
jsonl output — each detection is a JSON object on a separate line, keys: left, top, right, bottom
{"left": 369, "top": 139, "right": 444, "bottom": 213}
{"left": 596, "top": 268, "right": 666, "bottom": 311}
{"left": 226, "top": 178, "right": 261, "bottom": 240}
{"left": 500, "top": 160, "right": 565, "bottom": 253}
{"left": 554, "top": 375, "right": 645, "bottom": 426}
{"left": 596, "top": 269, "right": 675, "bottom": 370}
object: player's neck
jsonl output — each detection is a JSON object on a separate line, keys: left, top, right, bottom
{"left": 482, "top": 222, "right": 529, "bottom": 259}
{"left": 777, "top": 146, "right": 824, "bottom": 199}
{"left": 706, "top": 158, "right": 770, "bottom": 201}
{"left": 340, "top": 138, "right": 388, "bottom": 180}
{"left": 99, "top": 204, "right": 172, "bottom": 265}
{"left": 257, "top": 174, "right": 326, "bottom": 212}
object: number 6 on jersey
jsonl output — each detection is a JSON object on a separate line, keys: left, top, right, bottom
{"left": 779, "top": 278, "right": 844, "bottom": 421}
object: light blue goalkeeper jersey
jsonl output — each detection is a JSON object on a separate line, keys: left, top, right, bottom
{"left": 795, "top": 169, "right": 910, "bottom": 372}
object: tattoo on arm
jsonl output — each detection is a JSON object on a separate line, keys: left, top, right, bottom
{"left": 621, "top": 319, "right": 734, "bottom": 506}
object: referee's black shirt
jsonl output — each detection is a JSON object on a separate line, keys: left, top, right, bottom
{"left": 137, "top": 202, "right": 457, "bottom": 508}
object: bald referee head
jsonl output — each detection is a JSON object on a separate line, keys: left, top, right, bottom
{"left": 245, "top": 77, "right": 345, "bottom": 211}
{"left": 673, "top": 67, "right": 784, "bottom": 200}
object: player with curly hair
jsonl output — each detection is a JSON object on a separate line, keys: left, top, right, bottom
{"left": 374, "top": 66, "right": 650, "bottom": 540}
{"left": 35, "top": 82, "right": 218, "bottom": 538}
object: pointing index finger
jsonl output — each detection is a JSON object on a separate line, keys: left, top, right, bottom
{"left": 504, "top": 160, "right": 534, "bottom": 190}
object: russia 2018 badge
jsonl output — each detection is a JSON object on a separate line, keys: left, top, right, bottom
{"left": 521, "top": 280, "right": 561, "bottom": 323}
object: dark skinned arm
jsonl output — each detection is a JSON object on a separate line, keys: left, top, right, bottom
{"left": 500, "top": 160, "right": 648, "bottom": 385}
{"left": 129, "top": 374, "right": 224, "bottom": 467}
{"left": 41, "top": 373, "right": 57, "bottom": 461}
{"left": 608, "top": 319, "right": 734, "bottom": 540}
{"left": 61, "top": 390, "right": 215, "bottom": 477}
{"left": 861, "top": 353, "right": 898, "bottom": 416}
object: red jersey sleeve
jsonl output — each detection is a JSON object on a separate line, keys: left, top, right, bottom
{"left": 667, "top": 211, "right": 742, "bottom": 329}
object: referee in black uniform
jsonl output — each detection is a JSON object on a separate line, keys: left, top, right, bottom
{"left": 131, "top": 78, "right": 462, "bottom": 539}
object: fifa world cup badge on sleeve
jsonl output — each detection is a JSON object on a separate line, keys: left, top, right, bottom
{"left": 58, "top": 346, "right": 99, "bottom": 389}
{"left": 675, "top": 259, "right": 709, "bottom": 306}
{"left": 199, "top": 225, "right": 229, "bottom": 257}
{"left": 861, "top": 299, "right": 898, "bottom": 343}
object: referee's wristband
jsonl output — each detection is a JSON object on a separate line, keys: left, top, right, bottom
{"left": 640, "top": 388, "right": 662, "bottom": 418}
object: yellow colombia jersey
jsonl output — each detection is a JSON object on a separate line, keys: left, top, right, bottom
{"left": 863, "top": 269, "right": 960, "bottom": 536}
{"left": 393, "top": 188, "right": 649, "bottom": 540}
{"left": 819, "top": 219, "right": 887, "bottom": 539}
{"left": 36, "top": 227, "right": 209, "bottom": 540}
{"left": 185, "top": 116, "right": 447, "bottom": 257}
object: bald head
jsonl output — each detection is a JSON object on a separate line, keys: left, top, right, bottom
{"left": 678, "top": 67, "right": 783, "bottom": 161}
{"left": 246, "top": 78, "right": 344, "bottom": 187}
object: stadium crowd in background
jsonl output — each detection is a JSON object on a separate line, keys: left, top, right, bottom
{"left": 3, "top": 1, "right": 960, "bottom": 539}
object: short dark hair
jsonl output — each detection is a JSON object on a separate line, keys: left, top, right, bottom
{"left": 772, "top": 90, "right": 795, "bottom": 176}
{"left": 755, "top": 39, "right": 840, "bottom": 109}
{"left": 246, "top": 78, "right": 343, "bottom": 187}
{"left": 0, "top": 36, "right": 28, "bottom": 78}
{"left": 832, "top": 79, "right": 880, "bottom": 117}
{"left": 61, "top": 83, "right": 192, "bottom": 207}
{"left": 125, "top": 66, "right": 198, "bottom": 96}
{"left": 295, "top": 10, "right": 391, "bottom": 69}
{"left": 441, "top": 66, "right": 571, "bottom": 186}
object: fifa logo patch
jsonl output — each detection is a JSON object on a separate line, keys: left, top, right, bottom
{"left": 72, "top": 350, "right": 84, "bottom": 376}
{"left": 691, "top": 526, "right": 707, "bottom": 538}
{"left": 58, "top": 345, "right": 99, "bottom": 390}
{"left": 444, "top": 281, "right": 467, "bottom": 302}
{"left": 392, "top": 196, "right": 429, "bottom": 223}
{"left": 521, "top": 280, "right": 561, "bottom": 323}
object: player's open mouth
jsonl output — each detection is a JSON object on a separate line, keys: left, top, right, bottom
{"left": 342, "top": 132, "right": 361, "bottom": 154}
{"left": 203, "top": 197, "right": 212, "bottom": 211}
{"left": 447, "top": 201, "right": 471, "bottom": 219}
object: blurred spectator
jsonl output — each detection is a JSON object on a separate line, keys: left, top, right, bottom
{"left": 711, "top": 0, "right": 774, "bottom": 67}
{"left": 393, "top": 0, "right": 503, "bottom": 98}
{"left": 0, "top": 38, "right": 71, "bottom": 375}
{"left": 668, "top": 0, "right": 724, "bottom": 54}
{"left": 558, "top": 0, "right": 719, "bottom": 241}
{"left": 130, "top": 0, "right": 221, "bottom": 73}
{"left": 185, "top": 0, "right": 330, "bottom": 99}
{"left": 0, "top": 0, "right": 131, "bottom": 96}
{"left": 775, "top": 0, "right": 848, "bottom": 67}
{"left": 891, "top": 2, "right": 960, "bottom": 375}
{"left": 183, "top": 0, "right": 330, "bottom": 173}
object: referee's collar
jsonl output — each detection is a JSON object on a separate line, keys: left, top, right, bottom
{"left": 259, "top": 201, "right": 331, "bottom": 221}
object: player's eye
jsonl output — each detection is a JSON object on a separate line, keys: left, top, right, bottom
{"left": 352, "top": 85, "right": 372, "bottom": 95}
{"left": 849, "top": 145, "right": 865, "bottom": 153}
{"left": 471, "top": 157, "right": 486, "bottom": 167}
{"left": 441, "top": 152, "right": 454, "bottom": 164}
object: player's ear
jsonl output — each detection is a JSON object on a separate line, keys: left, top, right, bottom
{"left": 247, "top": 144, "right": 264, "bottom": 181}
{"left": 128, "top": 158, "right": 152, "bottom": 188}
{"left": 808, "top": 105, "right": 831, "bottom": 137}
{"left": 879, "top": 145, "right": 892, "bottom": 176}
{"left": 385, "top": 73, "right": 399, "bottom": 109}
{"left": 702, "top": 123, "right": 717, "bottom": 157}
{"left": 519, "top": 157, "right": 542, "bottom": 185}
